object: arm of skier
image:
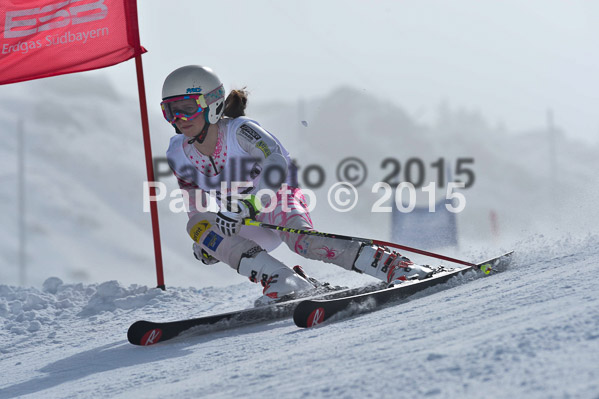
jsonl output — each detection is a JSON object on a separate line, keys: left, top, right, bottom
{"left": 215, "top": 121, "right": 289, "bottom": 237}
{"left": 171, "top": 170, "right": 220, "bottom": 265}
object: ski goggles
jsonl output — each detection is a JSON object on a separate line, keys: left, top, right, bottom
{"left": 160, "top": 85, "right": 225, "bottom": 123}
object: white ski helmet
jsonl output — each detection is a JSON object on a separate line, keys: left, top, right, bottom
{"left": 161, "top": 65, "right": 225, "bottom": 124}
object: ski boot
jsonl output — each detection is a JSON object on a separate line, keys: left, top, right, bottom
{"left": 238, "top": 251, "right": 317, "bottom": 306}
{"left": 352, "top": 244, "right": 433, "bottom": 286}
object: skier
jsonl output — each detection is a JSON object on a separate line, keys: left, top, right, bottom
{"left": 162, "top": 65, "right": 433, "bottom": 304}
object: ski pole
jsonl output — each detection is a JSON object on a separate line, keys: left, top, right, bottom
{"left": 243, "top": 219, "right": 476, "bottom": 267}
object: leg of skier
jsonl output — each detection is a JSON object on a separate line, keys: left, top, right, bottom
{"left": 188, "top": 213, "right": 316, "bottom": 304}
{"left": 257, "top": 186, "right": 433, "bottom": 285}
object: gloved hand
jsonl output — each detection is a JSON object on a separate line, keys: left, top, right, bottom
{"left": 216, "top": 195, "right": 261, "bottom": 237}
{"left": 193, "top": 243, "right": 220, "bottom": 265}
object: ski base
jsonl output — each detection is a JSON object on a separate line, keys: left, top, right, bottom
{"left": 293, "top": 251, "right": 514, "bottom": 328}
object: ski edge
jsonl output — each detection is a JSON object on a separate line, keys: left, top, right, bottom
{"left": 293, "top": 250, "right": 514, "bottom": 328}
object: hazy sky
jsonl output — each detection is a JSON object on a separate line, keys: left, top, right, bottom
{"left": 91, "top": 0, "right": 598, "bottom": 142}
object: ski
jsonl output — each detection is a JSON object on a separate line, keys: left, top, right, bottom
{"left": 293, "top": 251, "right": 514, "bottom": 328}
{"left": 127, "top": 283, "right": 385, "bottom": 346}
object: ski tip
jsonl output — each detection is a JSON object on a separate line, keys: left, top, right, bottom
{"left": 127, "top": 321, "right": 163, "bottom": 346}
{"left": 293, "top": 300, "right": 326, "bottom": 328}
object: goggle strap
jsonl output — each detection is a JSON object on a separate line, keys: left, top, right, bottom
{"left": 203, "top": 85, "right": 225, "bottom": 106}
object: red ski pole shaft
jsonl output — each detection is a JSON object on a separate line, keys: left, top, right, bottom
{"left": 369, "top": 239, "right": 475, "bottom": 267}
{"left": 243, "top": 219, "right": 475, "bottom": 267}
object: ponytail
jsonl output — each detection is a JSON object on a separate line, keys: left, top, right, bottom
{"left": 224, "top": 88, "right": 248, "bottom": 118}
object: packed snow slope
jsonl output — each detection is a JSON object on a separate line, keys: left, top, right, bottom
{"left": 1, "top": 234, "right": 598, "bottom": 399}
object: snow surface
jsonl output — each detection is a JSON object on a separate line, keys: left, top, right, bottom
{"left": 1, "top": 234, "right": 598, "bottom": 398}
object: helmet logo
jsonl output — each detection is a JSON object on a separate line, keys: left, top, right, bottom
{"left": 186, "top": 87, "right": 202, "bottom": 93}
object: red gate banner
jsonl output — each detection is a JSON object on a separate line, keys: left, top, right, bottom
{"left": 1, "top": 0, "right": 145, "bottom": 85}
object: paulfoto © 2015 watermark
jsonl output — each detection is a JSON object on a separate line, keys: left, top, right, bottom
{"left": 144, "top": 156, "right": 475, "bottom": 214}
{"left": 144, "top": 177, "right": 471, "bottom": 215}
